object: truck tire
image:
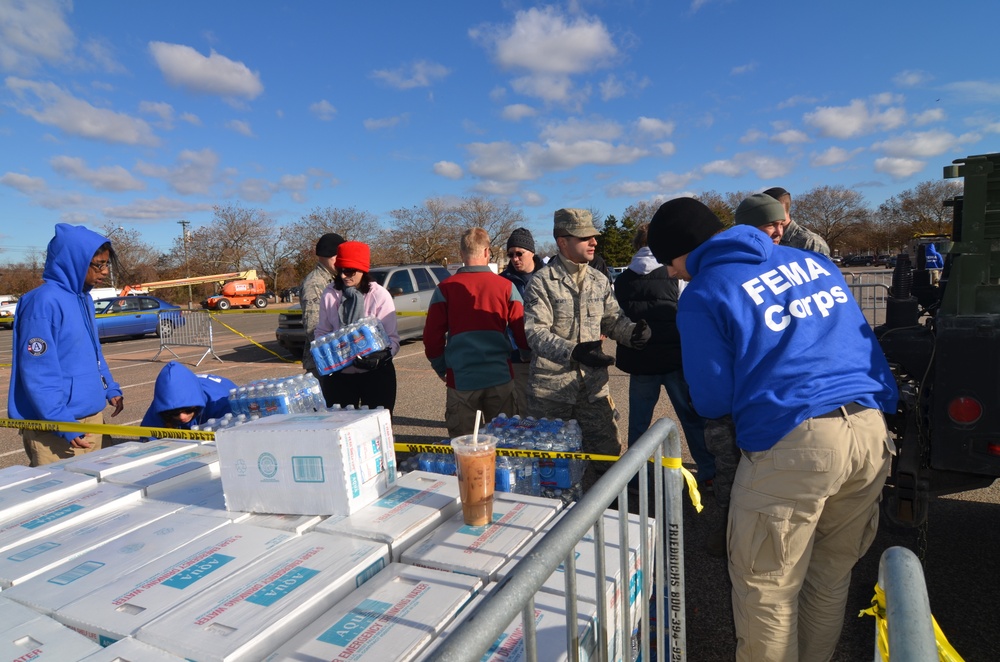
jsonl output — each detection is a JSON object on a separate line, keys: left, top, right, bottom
{"left": 254, "top": 296, "right": 268, "bottom": 308}
{"left": 216, "top": 298, "right": 231, "bottom": 311}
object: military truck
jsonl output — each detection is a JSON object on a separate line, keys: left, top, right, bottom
{"left": 876, "top": 152, "right": 1000, "bottom": 526}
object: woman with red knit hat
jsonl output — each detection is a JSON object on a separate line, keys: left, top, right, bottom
{"left": 315, "top": 241, "right": 401, "bottom": 412}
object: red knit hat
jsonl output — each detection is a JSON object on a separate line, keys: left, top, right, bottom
{"left": 336, "top": 241, "right": 370, "bottom": 273}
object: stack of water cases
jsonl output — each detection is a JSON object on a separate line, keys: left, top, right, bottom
{"left": 415, "top": 415, "right": 585, "bottom": 501}
{"left": 310, "top": 316, "right": 390, "bottom": 375}
{"left": 218, "top": 373, "right": 326, "bottom": 430}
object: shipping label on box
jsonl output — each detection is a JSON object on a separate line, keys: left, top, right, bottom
{"left": 53, "top": 522, "right": 293, "bottom": 645}
{"left": 0, "top": 483, "right": 141, "bottom": 555}
{"left": 316, "top": 470, "right": 461, "bottom": 560}
{"left": 215, "top": 409, "right": 397, "bottom": 516}
{"left": 61, "top": 441, "right": 203, "bottom": 479}
{"left": 80, "top": 636, "right": 187, "bottom": 661}
{"left": 2, "top": 511, "right": 231, "bottom": 616}
{"left": 0, "top": 471, "right": 96, "bottom": 523}
{"left": 0, "top": 500, "right": 180, "bottom": 588}
{"left": 0, "top": 613, "right": 103, "bottom": 660}
{"left": 136, "top": 532, "right": 389, "bottom": 662}
{"left": 266, "top": 563, "right": 481, "bottom": 662}
{"left": 401, "top": 492, "right": 562, "bottom": 582}
{"left": 104, "top": 445, "right": 219, "bottom": 496}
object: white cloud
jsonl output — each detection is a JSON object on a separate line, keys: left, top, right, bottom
{"left": 740, "top": 128, "right": 767, "bottom": 144}
{"left": 520, "top": 190, "right": 546, "bottom": 206}
{"left": 776, "top": 95, "right": 820, "bottom": 110}
{"left": 434, "top": 161, "right": 464, "bottom": 179}
{"left": 0, "top": 171, "right": 46, "bottom": 193}
{"left": 702, "top": 152, "right": 795, "bottom": 179}
{"left": 371, "top": 60, "right": 450, "bottom": 89}
{"left": 804, "top": 98, "right": 906, "bottom": 139}
{"left": 893, "top": 70, "right": 932, "bottom": 87}
{"left": 225, "top": 119, "right": 254, "bottom": 137}
{"left": 607, "top": 179, "right": 658, "bottom": 197}
{"left": 81, "top": 37, "right": 124, "bottom": 74}
{"left": 533, "top": 140, "right": 647, "bottom": 171}
{"left": 279, "top": 174, "right": 308, "bottom": 202}
{"left": 180, "top": 112, "right": 201, "bottom": 126}
{"left": 872, "top": 130, "right": 979, "bottom": 159}
{"left": 509, "top": 73, "right": 576, "bottom": 104}
{"left": 103, "top": 196, "right": 214, "bottom": 220}
{"left": 912, "top": 108, "right": 945, "bottom": 126}
{"left": 731, "top": 62, "right": 756, "bottom": 76}
{"left": 0, "top": 0, "right": 74, "bottom": 73}
{"left": 135, "top": 148, "right": 219, "bottom": 195}
{"left": 466, "top": 142, "right": 537, "bottom": 182}
{"left": 635, "top": 117, "right": 675, "bottom": 139}
{"left": 501, "top": 104, "right": 536, "bottom": 121}
{"left": 50, "top": 156, "right": 144, "bottom": 191}
{"left": 309, "top": 100, "right": 337, "bottom": 121}
{"left": 363, "top": 114, "right": 407, "bottom": 130}
{"left": 656, "top": 142, "right": 676, "bottom": 156}
{"left": 771, "top": 129, "right": 809, "bottom": 145}
{"left": 600, "top": 74, "right": 625, "bottom": 101}
{"left": 874, "top": 157, "right": 925, "bottom": 180}
{"left": 238, "top": 178, "right": 278, "bottom": 203}
{"left": 942, "top": 81, "right": 1000, "bottom": 104}
{"left": 6, "top": 77, "right": 158, "bottom": 146}
{"left": 149, "top": 42, "right": 263, "bottom": 99}
{"left": 540, "top": 118, "right": 621, "bottom": 142}
{"left": 139, "top": 101, "right": 175, "bottom": 128}
{"left": 810, "top": 146, "right": 860, "bottom": 167}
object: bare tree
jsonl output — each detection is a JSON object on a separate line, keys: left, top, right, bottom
{"left": 249, "top": 225, "right": 299, "bottom": 293}
{"left": 453, "top": 196, "right": 527, "bottom": 261}
{"left": 877, "top": 180, "right": 962, "bottom": 236}
{"left": 99, "top": 223, "right": 160, "bottom": 288}
{"left": 180, "top": 204, "right": 276, "bottom": 274}
{"left": 384, "top": 199, "right": 463, "bottom": 265}
{"left": 695, "top": 190, "right": 751, "bottom": 226}
{"left": 0, "top": 253, "right": 45, "bottom": 295}
{"left": 793, "top": 186, "right": 870, "bottom": 254}
{"left": 621, "top": 200, "right": 662, "bottom": 226}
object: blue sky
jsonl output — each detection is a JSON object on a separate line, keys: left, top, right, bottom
{"left": 1, "top": 0, "right": 997, "bottom": 261}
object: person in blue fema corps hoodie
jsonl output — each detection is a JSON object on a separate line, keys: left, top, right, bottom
{"left": 141, "top": 361, "right": 235, "bottom": 433}
{"left": 9, "top": 224, "right": 124, "bottom": 466}
{"left": 647, "top": 197, "right": 898, "bottom": 662}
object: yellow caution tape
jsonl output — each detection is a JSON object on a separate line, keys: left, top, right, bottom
{"left": 0, "top": 418, "right": 215, "bottom": 442}
{"left": 208, "top": 312, "right": 300, "bottom": 364}
{"left": 859, "top": 582, "right": 964, "bottom": 661}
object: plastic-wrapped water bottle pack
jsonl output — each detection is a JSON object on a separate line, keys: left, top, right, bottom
{"left": 310, "top": 316, "right": 390, "bottom": 375}
{"left": 224, "top": 373, "right": 326, "bottom": 423}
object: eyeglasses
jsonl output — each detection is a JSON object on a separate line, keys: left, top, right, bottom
{"left": 340, "top": 268, "right": 361, "bottom": 277}
{"left": 89, "top": 261, "right": 111, "bottom": 272}
{"left": 507, "top": 251, "right": 527, "bottom": 259}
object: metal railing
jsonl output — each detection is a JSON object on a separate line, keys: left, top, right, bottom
{"left": 433, "top": 417, "right": 684, "bottom": 662}
{"left": 875, "top": 546, "right": 937, "bottom": 661}
{"left": 152, "top": 310, "right": 222, "bottom": 366}
{"left": 846, "top": 271, "right": 893, "bottom": 327}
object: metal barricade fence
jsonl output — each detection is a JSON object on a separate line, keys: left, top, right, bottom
{"left": 152, "top": 309, "right": 222, "bottom": 366}
{"left": 434, "top": 417, "right": 685, "bottom": 662}
{"left": 846, "top": 271, "right": 893, "bottom": 327}
{"left": 874, "top": 546, "right": 937, "bottom": 661}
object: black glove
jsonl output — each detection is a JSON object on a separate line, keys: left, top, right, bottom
{"left": 571, "top": 340, "right": 615, "bottom": 368}
{"left": 631, "top": 319, "right": 651, "bottom": 350}
{"left": 353, "top": 349, "right": 391, "bottom": 371}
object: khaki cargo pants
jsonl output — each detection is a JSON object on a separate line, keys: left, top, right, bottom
{"left": 21, "top": 412, "right": 109, "bottom": 467}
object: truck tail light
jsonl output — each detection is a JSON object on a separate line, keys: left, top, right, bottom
{"left": 987, "top": 442, "right": 1000, "bottom": 457}
{"left": 947, "top": 396, "right": 982, "bottom": 425}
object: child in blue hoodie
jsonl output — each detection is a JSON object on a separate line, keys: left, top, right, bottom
{"left": 141, "top": 361, "right": 235, "bottom": 432}
{"left": 9, "top": 224, "right": 125, "bottom": 465}
{"left": 647, "top": 197, "right": 898, "bottom": 661}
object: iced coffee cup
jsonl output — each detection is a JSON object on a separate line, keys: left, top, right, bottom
{"left": 451, "top": 434, "right": 497, "bottom": 526}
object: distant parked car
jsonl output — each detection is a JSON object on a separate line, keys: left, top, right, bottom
{"left": 274, "top": 264, "right": 452, "bottom": 356}
{"left": 0, "top": 299, "right": 16, "bottom": 330}
{"left": 93, "top": 296, "right": 183, "bottom": 340}
{"left": 877, "top": 255, "right": 898, "bottom": 268}
{"left": 844, "top": 255, "right": 875, "bottom": 267}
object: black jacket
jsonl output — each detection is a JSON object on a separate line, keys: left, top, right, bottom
{"left": 614, "top": 265, "right": 683, "bottom": 375}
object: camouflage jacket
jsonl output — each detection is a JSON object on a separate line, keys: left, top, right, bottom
{"left": 523, "top": 256, "right": 636, "bottom": 404}
{"left": 781, "top": 219, "right": 830, "bottom": 256}
{"left": 300, "top": 263, "right": 334, "bottom": 371}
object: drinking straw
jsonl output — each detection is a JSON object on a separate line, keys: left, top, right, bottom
{"left": 473, "top": 409, "right": 482, "bottom": 445}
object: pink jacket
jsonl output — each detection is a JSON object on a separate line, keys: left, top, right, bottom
{"left": 315, "top": 282, "right": 401, "bottom": 373}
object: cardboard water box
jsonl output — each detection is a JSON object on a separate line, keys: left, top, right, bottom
{"left": 0, "top": 613, "right": 103, "bottom": 660}
{"left": 0, "top": 595, "right": 49, "bottom": 632}
{"left": 497, "top": 509, "right": 655, "bottom": 662}
{"left": 104, "top": 444, "right": 219, "bottom": 496}
{"left": 216, "top": 408, "right": 397, "bottom": 516}
{"left": 146, "top": 473, "right": 250, "bottom": 522}
{"left": 0, "top": 499, "right": 180, "bottom": 588}
{"left": 0, "top": 471, "right": 96, "bottom": 522}
{"left": 316, "top": 470, "right": 461, "bottom": 560}
{"left": 0, "top": 483, "right": 141, "bottom": 555}
{"left": 401, "top": 491, "right": 562, "bottom": 582}
{"left": 243, "top": 513, "right": 323, "bottom": 535}
{"left": 80, "top": 636, "right": 186, "bottom": 661}
{"left": 417, "top": 588, "right": 598, "bottom": 662}
{"left": 265, "top": 563, "right": 482, "bottom": 662}
{"left": 136, "top": 532, "right": 389, "bottom": 662}
{"left": 0, "top": 465, "right": 51, "bottom": 490}
{"left": 2, "top": 511, "right": 231, "bottom": 616}
{"left": 60, "top": 441, "right": 205, "bottom": 479}
{"left": 53, "top": 522, "right": 293, "bottom": 646}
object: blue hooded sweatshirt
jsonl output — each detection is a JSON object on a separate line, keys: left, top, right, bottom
{"left": 677, "top": 224, "right": 898, "bottom": 452}
{"left": 141, "top": 361, "right": 235, "bottom": 429}
{"left": 8, "top": 224, "right": 123, "bottom": 442}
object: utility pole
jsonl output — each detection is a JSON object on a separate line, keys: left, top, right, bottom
{"left": 178, "top": 220, "right": 193, "bottom": 310}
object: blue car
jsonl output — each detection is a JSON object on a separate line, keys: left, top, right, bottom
{"left": 93, "top": 296, "right": 184, "bottom": 340}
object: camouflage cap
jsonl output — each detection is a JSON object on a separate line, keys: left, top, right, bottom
{"left": 553, "top": 208, "right": 599, "bottom": 238}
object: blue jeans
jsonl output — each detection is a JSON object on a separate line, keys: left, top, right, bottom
{"left": 628, "top": 371, "right": 715, "bottom": 481}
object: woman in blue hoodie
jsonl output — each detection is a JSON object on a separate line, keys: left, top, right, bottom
{"left": 141, "top": 361, "right": 235, "bottom": 432}
{"left": 9, "top": 224, "right": 124, "bottom": 466}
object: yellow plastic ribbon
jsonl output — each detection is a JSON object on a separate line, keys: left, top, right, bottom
{"left": 859, "top": 582, "right": 964, "bottom": 661}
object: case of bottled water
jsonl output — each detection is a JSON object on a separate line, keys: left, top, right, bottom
{"left": 309, "top": 316, "right": 390, "bottom": 375}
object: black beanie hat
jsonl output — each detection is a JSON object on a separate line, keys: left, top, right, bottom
{"left": 506, "top": 227, "right": 535, "bottom": 253}
{"left": 762, "top": 186, "right": 790, "bottom": 200}
{"left": 315, "top": 232, "right": 345, "bottom": 257}
{"left": 647, "top": 198, "right": 724, "bottom": 264}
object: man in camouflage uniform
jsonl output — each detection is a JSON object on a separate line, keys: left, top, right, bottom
{"left": 763, "top": 187, "right": 831, "bottom": 256}
{"left": 300, "top": 233, "right": 344, "bottom": 377}
{"left": 523, "top": 208, "right": 651, "bottom": 490}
